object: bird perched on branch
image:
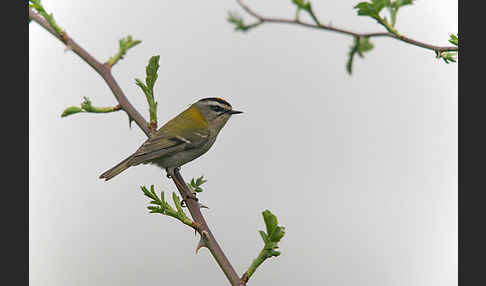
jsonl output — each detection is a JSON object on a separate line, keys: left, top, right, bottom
{"left": 99, "top": 97, "right": 242, "bottom": 181}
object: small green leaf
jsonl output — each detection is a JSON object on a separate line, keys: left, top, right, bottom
{"left": 61, "top": 106, "right": 83, "bottom": 117}
{"left": 346, "top": 36, "right": 374, "bottom": 74}
{"left": 259, "top": 230, "right": 268, "bottom": 242}
{"left": 187, "top": 175, "right": 207, "bottom": 193}
{"left": 172, "top": 192, "right": 184, "bottom": 216}
{"left": 141, "top": 185, "right": 153, "bottom": 199}
{"left": 449, "top": 34, "right": 458, "bottom": 46}
{"left": 292, "top": 0, "right": 312, "bottom": 11}
{"left": 107, "top": 35, "right": 141, "bottom": 66}
{"left": 388, "top": 0, "right": 414, "bottom": 26}
{"left": 80, "top": 97, "right": 93, "bottom": 112}
{"left": 159, "top": 191, "right": 167, "bottom": 204}
{"left": 438, "top": 51, "right": 457, "bottom": 64}
{"left": 119, "top": 36, "right": 141, "bottom": 53}
{"left": 393, "top": 0, "right": 413, "bottom": 8}
{"left": 262, "top": 210, "right": 278, "bottom": 237}
{"left": 146, "top": 55, "right": 160, "bottom": 91}
{"left": 357, "top": 37, "right": 373, "bottom": 57}
{"left": 147, "top": 206, "right": 159, "bottom": 211}
{"left": 269, "top": 226, "right": 286, "bottom": 242}
{"left": 135, "top": 79, "right": 149, "bottom": 96}
{"left": 354, "top": 2, "right": 380, "bottom": 18}
{"left": 136, "top": 56, "right": 160, "bottom": 125}
{"left": 227, "top": 11, "right": 262, "bottom": 32}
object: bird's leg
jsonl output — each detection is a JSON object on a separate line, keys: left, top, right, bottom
{"left": 165, "top": 166, "right": 182, "bottom": 179}
{"left": 167, "top": 166, "right": 199, "bottom": 207}
{"left": 165, "top": 167, "right": 178, "bottom": 179}
{"left": 165, "top": 169, "right": 172, "bottom": 179}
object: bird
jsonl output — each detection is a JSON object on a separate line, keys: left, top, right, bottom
{"left": 99, "top": 97, "right": 242, "bottom": 181}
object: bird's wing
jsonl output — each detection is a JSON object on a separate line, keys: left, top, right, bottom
{"left": 129, "top": 128, "right": 210, "bottom": 166}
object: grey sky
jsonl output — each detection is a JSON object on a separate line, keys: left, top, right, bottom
{"left": 29, "top": 1, "right": 457, "bottom": 285}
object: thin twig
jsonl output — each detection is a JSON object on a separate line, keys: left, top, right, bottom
{"left": 171, "top": 169, "right": 244, "bottom": 286}
{"left": 235, "top": 0, "right": 458, "bottom": 53}
{"left": 29, "top": 8, "right": 151, "bottom": 137}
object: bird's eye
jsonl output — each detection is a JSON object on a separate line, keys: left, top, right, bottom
{"left": 210, "top": 105, "right": 224, "bottom": 112}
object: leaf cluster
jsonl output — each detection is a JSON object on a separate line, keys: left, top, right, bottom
{"left": 135, "top": 56, "right": 160, "bottom": 125}
{"left": 227, "top": 12, "right": 262, "bottom": 32}
{"left": 292, "top": 0, "right": 312, "bottom": 12}
{"left": 259, "top": 210, "right": 285, "bottom": 257}
{"left": 244, "top": 210, "right": 286, "bottom": 281}
{"left": 107, "top": 35, "right": 141, "bottom": 66}
{"left": 435, "top": 34, "right": 458, "bottom": 64}
{"left": 29, "top": 0, "right": 63, "bottom": 36}
{"left": 187, "top": 175, "right": 207, "bottom": 193}
{"left": 292, "top": 0, "right": 320, "bottom": 25}
{"left": 387, "top": 0, "right": 413, "bottom": 26}
{"left": 449, "top": 33, "right": 458, "bottom": 46}
{"left": 354, "top": 0, "right": 413, "bottom": 36}
{"left": 346, "top": 36, "right": 374, "bottom": 74}
{"left": 141, "top": 185, "right": 195, "bottom": 228}
{"left": 437, "top": 51, "right": 457, "bottom": 64}
{"left": 354, "top": 0, "right": 412, "bottom": 24}
{"left": 354, "top": 0, "right": 387, "bottom": 20}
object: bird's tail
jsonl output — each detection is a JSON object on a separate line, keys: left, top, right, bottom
{"left": 99, "top": 155, "right": 133, "bottom": 181}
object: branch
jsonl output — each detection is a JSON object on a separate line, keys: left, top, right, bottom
{"left": 31, "top": 4, "right": 278, "bottom": 285}
{"left": 60, "top": 97, "right": 122, "bottom": 117}
{"left": 234, "top": 0, "right": 458, "bottom": 53}
{"left": 170, "top": 168, "right": 244, "bottom": 286}
{"left": 29, "top": 7, "right": 151, "bottom": 137}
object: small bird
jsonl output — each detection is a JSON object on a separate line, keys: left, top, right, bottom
{"left": 99, "top": 97, "right": 242, "bottom": 181}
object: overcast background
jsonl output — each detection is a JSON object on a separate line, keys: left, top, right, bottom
{"left": 29, "top": 1, "right": 457, "bottom": 285}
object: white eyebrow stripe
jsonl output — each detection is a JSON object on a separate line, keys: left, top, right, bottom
{"left": 176, "top": 135, "right": 191, "bottom": 143}
{"left": 194, "top": 132, "right": 208, "bottom": 138}
{"left": 202, "top": 101, "right": 230, "bottom": 109}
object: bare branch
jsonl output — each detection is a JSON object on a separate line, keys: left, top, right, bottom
{"left": 235, "top": 0, "right": 458, "bottom": 53}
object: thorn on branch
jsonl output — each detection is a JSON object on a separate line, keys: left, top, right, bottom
{"left": 196, "top": 232, "right": 210, "bottom": 254}
{"left": 64, "top": 44, "right": 73, "bottom": 52}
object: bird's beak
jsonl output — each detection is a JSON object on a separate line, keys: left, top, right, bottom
{"left": 229, "top": 110, "right": 243, "bottom": 115}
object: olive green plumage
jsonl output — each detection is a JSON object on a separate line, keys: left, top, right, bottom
{"left": 99, "top": 98, "right": 242, "bottom": 181}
